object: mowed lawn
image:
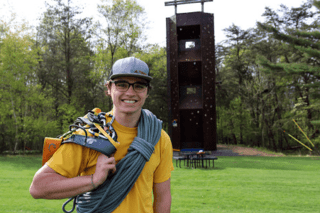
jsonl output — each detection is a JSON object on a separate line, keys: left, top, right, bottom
{"left": 0, "top": 155, "right": 320, "bottom": 213}
{"left": 171, "top": 156, "right": 320, "bottom": 213}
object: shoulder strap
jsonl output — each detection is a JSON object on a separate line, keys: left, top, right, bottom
{"left": 42, "top": 108, "right": 120, "bottom": 166}
{"left": 62, "top": 135, "right": 117, "bottom": 157}
{"left": 62, "top": 109, "right": 120, "bottom": 156}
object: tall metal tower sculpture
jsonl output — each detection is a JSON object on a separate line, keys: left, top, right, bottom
{"left": 165, "top": 0, "right": 216, "bottom": 150}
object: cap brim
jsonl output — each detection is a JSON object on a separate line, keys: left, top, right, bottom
{"left": 110, "top": 73, "right": 153, "bottom": 81}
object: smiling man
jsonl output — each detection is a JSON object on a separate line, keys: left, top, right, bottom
{"left": 29, "top": 57, "right": 174, "bottom": 212}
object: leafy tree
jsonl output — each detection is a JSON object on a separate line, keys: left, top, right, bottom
{"left": 257, "top": 0, "right": 320, "bottom": 151}
{"left": 0, "top": 20, "right": 57, "bottom": 153}
{"left": 218, "top": 24, "right": 256, "bottom": 144}
{"left": 93, "top": 0, "right": 147, "bottom": 110}
{"left": 36, "top": 0, "right": 94, "bottom": 131}
{"left": 214, "top": 1, "right": 320, "bottom": 153}
{"left": 97, "top": 0, "right": 147, "bottom": 65}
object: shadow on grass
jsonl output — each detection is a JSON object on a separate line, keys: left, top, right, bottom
{"left": 173, "top": 159, "right": 225, "bottom": 171}
{"left": 177, "top": 166, "right": 225, "bottom": 171}
{"left": 174, "top": 156, "right": 320, "bottom": 171}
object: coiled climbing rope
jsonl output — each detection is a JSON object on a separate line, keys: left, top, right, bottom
{"left": 63, "top": 109, "right": 162, "bottom": 213}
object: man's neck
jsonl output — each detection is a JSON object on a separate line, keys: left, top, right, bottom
{"left": 113, "top": 109, "right": 141, "bottom": 128}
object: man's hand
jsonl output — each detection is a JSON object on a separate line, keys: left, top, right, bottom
{"left": 93, "top": 154, "right": 116, "bottom": 187}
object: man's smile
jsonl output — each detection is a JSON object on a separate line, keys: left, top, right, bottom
{"left": 122, "top": 100, "right": 137, "bottom": 104}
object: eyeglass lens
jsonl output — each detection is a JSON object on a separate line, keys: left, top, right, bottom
{"left": 113, "top": 81, "right": 148, "bottom": 92}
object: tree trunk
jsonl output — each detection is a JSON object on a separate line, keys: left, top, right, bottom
{"left": 10, "top": 97, "right": 19, "bottom": 154}
{"left": 261, "top": 99, "right": 265, "bottom": 148}
{"left": 239, "top": 100, "right": 243, "bottom": 144}
{"left": 273, "top": 80, "right": 283, "bottom": 151}
{"left": 265, "top": 119, "right": 277, "bottom": 152}
{"left": 229, "top": 119, "right": 237, "bottom": 145}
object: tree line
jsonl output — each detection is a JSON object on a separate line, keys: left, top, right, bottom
{"left": 216, "top": 0, "right": 320, "bottom": 154}
{"left": 0, "top": 0, "right": 319, "bottom": 154}
{"left": 0, "top": 0, "right": 167, "bottom": 153}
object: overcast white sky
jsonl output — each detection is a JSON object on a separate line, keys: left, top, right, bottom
{"left": 1, "top": 0, "right": 309, "bottom": 46}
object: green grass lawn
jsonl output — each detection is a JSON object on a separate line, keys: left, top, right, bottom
{"left": 172, "top": 156, "right": 320, "bottom": 213}
{"left": 1, "top": 155, "right": 320, "bottom": 213}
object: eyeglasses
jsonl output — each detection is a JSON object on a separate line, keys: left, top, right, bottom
{"left": 110, "top": 80, "right": 149, "bottom": 93}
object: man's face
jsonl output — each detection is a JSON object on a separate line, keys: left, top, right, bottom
{"left": 107, "top": 76, "right": 149, "bottom": 116}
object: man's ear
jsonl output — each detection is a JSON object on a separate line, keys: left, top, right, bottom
{"left": 104, "top": 90, "right": 110, "bottom": 97}
{"left": 105, "top": 82, "right": 112, "bottom": 97}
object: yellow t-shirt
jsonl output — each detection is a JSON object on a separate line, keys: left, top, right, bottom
{"left": 47, "top": 118, "right": 174, "bottom": 213}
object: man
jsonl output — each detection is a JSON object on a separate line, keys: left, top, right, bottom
{"left": 29, "top": 57, "right": 174, "bottom": 212}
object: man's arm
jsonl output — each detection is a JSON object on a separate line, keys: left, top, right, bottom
{"left": 29, "top": 154, "right": 116, "bottom": 199}
{"left": 153, "top": 178, "right": 171, "bottom": 213}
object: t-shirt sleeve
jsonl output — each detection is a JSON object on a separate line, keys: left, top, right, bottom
{"left": 153, "top": 130, "right": 174, "bottom": 183}
{"left": 46, "top": 143, "right": 90, "bottom": 178}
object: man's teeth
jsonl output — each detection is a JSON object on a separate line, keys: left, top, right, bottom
{"left": 123, "top": 100, "right": 135, "bottom": 103}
